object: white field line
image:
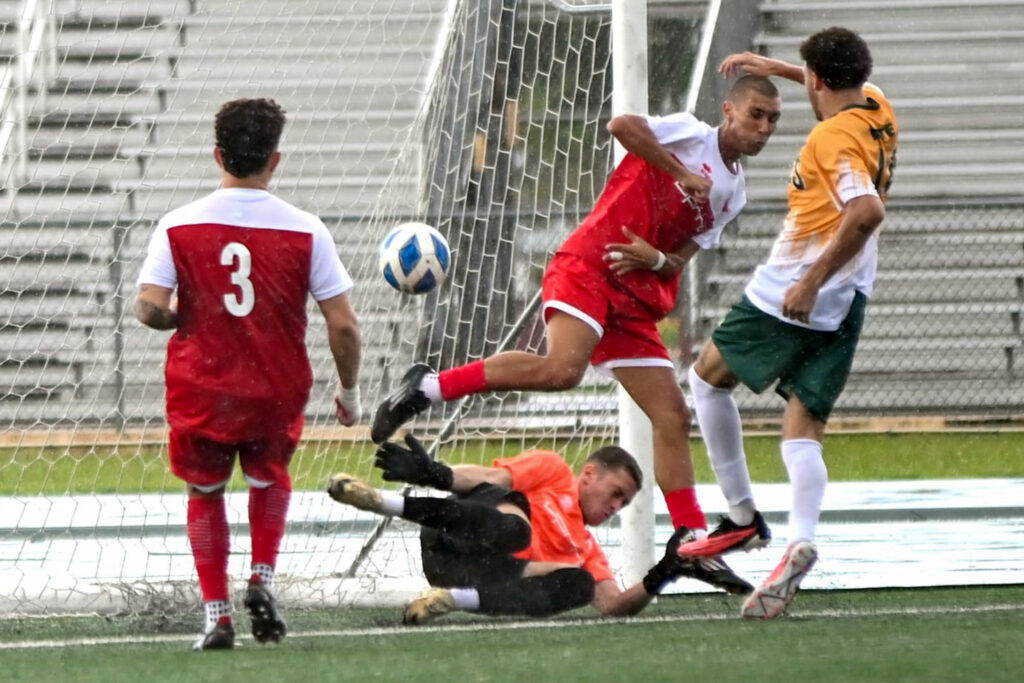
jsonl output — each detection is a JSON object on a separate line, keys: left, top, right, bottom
{"left": 1, "top": 603, "right": 1022, "bottom": 651}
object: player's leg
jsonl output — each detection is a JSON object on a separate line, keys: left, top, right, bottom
{"left": 613, "top": 364, "right": 703, "bottom": 529}
{"left": 238, "top": 434, "right": 299, "bottom": 644}
{"left": 171, "top": 430, "right": 237, "bottom": 650}
{"left": 741, "top": 294, "right": 866, "bottom": 619}
{"left": 327, "top": 476, "right": 532, "bottom": 554}
{"left": 610, "top": 363, "right": 752, "bottom": 594}
{"left": 371, "top": 311, "right": 599, "bottom": 443}
{"left": 404, "top": 565, "right": 594, "bottom": 624}
{"left": 679, "top": 298, "right": 818, "bottom": 559}
{"left": 688, "top": 342, "right": 759, "bottom": 532}
{"left": 371, "top": 253, "right": 609, "bottom": 444}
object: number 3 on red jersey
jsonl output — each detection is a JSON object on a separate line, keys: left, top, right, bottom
{"left": 221, "top": 242, "right": 254, "bottom": 317}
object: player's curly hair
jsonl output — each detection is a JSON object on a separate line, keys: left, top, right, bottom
{"left": 214, "top": 98, "right": 287, "bottom": 178}
{"left": 799, "top": 26, "right": 873, "bottom": 91}
{"left": 586, "top": 446, "right": 643, "bottom": 490}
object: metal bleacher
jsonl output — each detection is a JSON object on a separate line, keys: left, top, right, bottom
{"left": 0, "top": 0, "right": 444, "bottom": 426}
{"left": 703, "top": 0, "right": 1024, "bottom": 418}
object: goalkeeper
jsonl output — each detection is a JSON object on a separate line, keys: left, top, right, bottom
{"left": 328, "top": 434, "right": 750, "bottom": 624}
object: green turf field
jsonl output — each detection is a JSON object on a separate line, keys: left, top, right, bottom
{"left": 1, "top": 586, "right": 1022, "bottom": 682}
{"left": 2, "top": 430, "right": 1023, "bottom": 496}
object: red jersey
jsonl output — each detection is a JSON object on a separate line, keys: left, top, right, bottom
{"left": 557, "top": 112, "right": 746, "bottom": 319}
{"left": 494, "top": 450, "right": 615, "bottom": 583}
{"left": 137, "top": 188, "right": 352, "bottom": 442}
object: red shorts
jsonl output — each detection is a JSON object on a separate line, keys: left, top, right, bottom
{"left": 541, "top": 253, "right": 671, "bottom": 367}
{"left": 168, "top": 429, "right": 299, "bottom": 489}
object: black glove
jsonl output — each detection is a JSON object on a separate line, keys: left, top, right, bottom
{"left": 374, "top": 433, "right": 454, "bottom": 490}
{"left": 642, "top": 526, "right": 694, "bottom": 596}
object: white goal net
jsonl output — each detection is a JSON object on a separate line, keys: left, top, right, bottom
{"left": 0, "top": 0, "right": 707, "bottom": 616}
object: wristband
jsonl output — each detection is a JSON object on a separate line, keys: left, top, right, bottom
{"left": 338, "top": 385, "right": 362, "bottom": 421}
{"left": 651, "top": 251, "right": 667, "bottom": 271}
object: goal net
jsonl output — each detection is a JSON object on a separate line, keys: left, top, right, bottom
{"left": 0, "top": 0, "right": 704, "bottom": 616}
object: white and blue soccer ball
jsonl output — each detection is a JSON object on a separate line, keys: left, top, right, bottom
{"left": 378, "top": 221, "right": 451, "bottom": 294}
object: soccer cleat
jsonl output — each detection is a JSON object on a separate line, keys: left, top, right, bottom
{"left": 244, "top": 579, "right": 287, "bottom": 643}
{"left": 676, "top": 511, "right": 771, "bottom": 558}
{"left": 192, "top": 620, "right": 235, "bottom": 651}
{"left": 678, "top": 555, "right": 754, "bottom": 595}
{"left": 371, "top": 363, "right": 435, "bottom": 444}
{"left": 402, "top": 587, "right": 456, "bottom": 626}
{"left": 740, "top": 540, "right": 818, "bottom": 620}
{"left": 327, "top": 473, "right": 385, "bottom": 513}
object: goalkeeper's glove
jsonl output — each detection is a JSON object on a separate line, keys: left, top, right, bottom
{"left": 374, "top": 433, "right": 454, "bottom": 490}
{"left": 642, "top": 526, "right": 693, "bottom": 595}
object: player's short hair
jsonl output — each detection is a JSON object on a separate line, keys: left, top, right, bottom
{"left": 586, "top": 446, "right": 643, "bottom": 490}
{"left": 727, "top": 74, "right": 779, "bottom": 102}
{"left": 214, "top": 98, "right": 287, "bottom": 178}
{"left": 799, "top": 26, "right": 873, "bottom": 91}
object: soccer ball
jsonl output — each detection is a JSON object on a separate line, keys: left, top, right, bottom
{"left": 378, "top": 222, "right": 451, "bottom": 294}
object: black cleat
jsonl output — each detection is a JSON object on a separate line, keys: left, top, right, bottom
{"left": 192, "top": 620, "right": 235, "bottom": 651}
{"left": 244, "top": 579, "right": 287, "bottom": 644}
{"left": 679, "top": 555, "right": 754, "bottom": 595}
{"left": 371, "top": 363, "right": 435, "bottom": 444}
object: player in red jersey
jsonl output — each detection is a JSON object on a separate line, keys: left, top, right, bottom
{"left": 371, "top": 76, "right": 782, "bottom": 591}
{"left": 135, "top": 98, "right": 362, "bottom": 650}
{"left": 328, "top": 434, "right": 712, "bottom": 623}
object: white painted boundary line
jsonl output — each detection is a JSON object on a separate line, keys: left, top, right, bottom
{"left": 2, "top": 603, "right": 1022, "bottom": 651}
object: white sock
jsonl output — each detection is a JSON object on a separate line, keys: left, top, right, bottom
{"left": 251, "top": 563, "right": 274, "bottom": 587}
{"left": 379, "top": 491, "right": 405, "bottom": 516}
{"left": 449, "top": 587, "right": 479, "bottom": 611}
{"left": 687, "top": 365, "right": 755, "bottom": 524}
{"left": 420, "top": 372, "right": 442, "bottom": 403}
{"left": 204, "top": 600, "right": 231, "bottom": 631}
{"left": 781, "top": 439, "right": 827, "bottom": 543}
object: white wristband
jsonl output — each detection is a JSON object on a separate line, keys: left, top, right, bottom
{"left": 651, "top": 251, "right": 667, "bottom": 271}
{"left": 337, "top": 385, "right": 362, "bottom": 423}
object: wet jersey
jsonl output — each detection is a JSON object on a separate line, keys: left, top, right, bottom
{"left": 137, "top": 188, "right": 352, "bottom": 442}
{"left": 745, "top": 84, "right": 898, "bottom": 330}
{"left": 557, "top": 112, "right": 747, "bottom": 318}
{"left": 494, "top": 450, "right": 615, "bottom": 583}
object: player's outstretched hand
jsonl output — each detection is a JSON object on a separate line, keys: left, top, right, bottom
{"left": 334, "top": 385, "right": 362, "bottom": 426}
{"left": 642, "top": 527, "right": 692, "bottom": 595}
{"left": 374, "top": 433, "right": 454, "bottom": 490}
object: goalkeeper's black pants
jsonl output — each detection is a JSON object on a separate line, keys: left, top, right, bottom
{"left": 412, "top": 484, "right": 595, "bottom": 617}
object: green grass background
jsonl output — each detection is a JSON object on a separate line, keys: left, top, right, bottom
{"left": 2, "top": 431, "right": 1022, "bottom": 496}
{"left": 2, "top": 586, "right": 1023, "bottom": 682}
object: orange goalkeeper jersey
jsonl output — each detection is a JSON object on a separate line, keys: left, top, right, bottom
{"left": 745, "top": 83, "right": 898, "bottom": 330}
{"left": 494, "top": 450, "right": 615, "bottom": 583}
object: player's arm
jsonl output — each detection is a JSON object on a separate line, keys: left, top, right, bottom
{"left": 592, "top": 579, "right": 654, "bottom": 617}
{"left": 450, "top": 465, "right": 513, "bottom": 493}
{"left": 134, "top": 284, "right": 178, "bottom": 330}
{"left": 318, "top": 291, "right": 362, "bottom": 425}
{"left": 719, "top": 51, "right": 805, "bottom": 83}
{"left": 374, "top": 434, "right": 512, "bottom": 493}
{"left": 782, "top": 194, "right": 886, "bottom": 323}
{"left": 604, "top": 228, "right": 701, "bottom": 277}
{"left": 607, "top": 114, "right": 710, "bottom": 201}
{"left": 592, "top": 531, "right": 695, "bottom": 616}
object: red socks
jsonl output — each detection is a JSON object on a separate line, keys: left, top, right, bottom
{"left": 187, "top": 496, "right": 231, "bottom": 603}
{"left": 249, "top": 480, "right": 291, "bottom": 572}
{"left": 665, "top": 488, "right": 707, "bottom": 532}
{"left": 438, "top": 360, "right": 489, "bottom": 400}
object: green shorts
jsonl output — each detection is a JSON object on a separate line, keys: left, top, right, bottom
{"left": 711, "top": 292, "right": 867, "bottom": 422}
